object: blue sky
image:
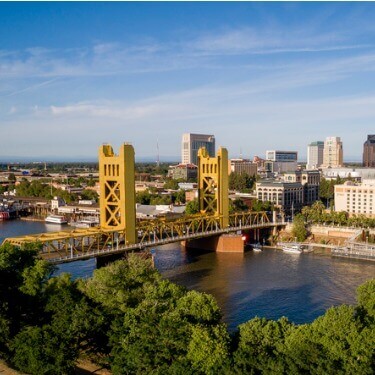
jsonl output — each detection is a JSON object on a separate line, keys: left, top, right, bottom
{"left": 2, "top": 2, "right": 375, "bottom": 161}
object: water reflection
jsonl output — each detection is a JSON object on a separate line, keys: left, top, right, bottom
{"left": 156, "top": 246, "right": 374, "bottom": 331}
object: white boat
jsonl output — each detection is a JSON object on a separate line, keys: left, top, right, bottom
{"left": 251, "top": 243, "right": 263, "bottom": 252}
{"left": 70, "top": 219, "right": 97, "bottom": 228}
{"left": 45, "top": 215, "right": 68, "bottom": 224}
{"left": 282, "top": 244, "right": 303, "bottom": 254}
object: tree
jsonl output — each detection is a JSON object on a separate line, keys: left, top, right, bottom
{"left": 136, "top": 190, "right": 151, "bottom": 205}
{"left": 231, "top": 198, "right": 248, "bottom": 212}
{"left": 7, "top": 173, "right": 16, "bottom": 182}
{"left": 291, "top": 214, "right": 307, "bottom": 242}
{"left": 251, "top": 199, "right": 273, "bottom": 212}
{"left": 173, "top": 189, "right": 186, "bottom": 205}
{"left": 185, "top": 199, "right": 200, "bottom": 215}
{"left": 284, "top": 305, "right": 373, "bottom": 374}
{"left": 356, "top": 279, "right": 375, "bottom": 321}
{"left": 232, "top": 317, "right": 294, "bottom": 373}
{"left": 163, "top": 178, "right": 180, "bottom": 190}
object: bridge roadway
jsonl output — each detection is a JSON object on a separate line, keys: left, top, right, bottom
{"left": 2, "top": 211, "right": 286, "bottom": 264}
{"left": 46, "top": 221, "right": 286, "bottom": 264}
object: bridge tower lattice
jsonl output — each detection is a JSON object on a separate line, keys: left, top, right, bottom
{"left": 99, "top": 143, "right": 136, "bottom": 244}
{"left": 197, "top": 147, "right": 229, "bottom": 228}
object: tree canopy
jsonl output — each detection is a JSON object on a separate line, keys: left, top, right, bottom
{"left": 0, "top": 242, "right": 373, "bottom": 374}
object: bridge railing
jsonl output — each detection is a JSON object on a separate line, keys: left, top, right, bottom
{"left": 2, "top": 210, "right": 283, "bottom": 260}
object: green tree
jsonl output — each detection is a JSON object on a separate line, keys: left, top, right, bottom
{"left": 185, "top": 198, "right": 200, "bottom": 215}
{"left": 163, "top": 178, "right": 181, "bottom": 190}
{"left": 284, "top": 305, "right": 373, "bottom": 374}
{"left": 136, "top": 190, "right": 151, "bottom": 205}
{"left": 8, "top": 173, "right": 16, "bottom": 182}
{"left": 292, "top": 214, "right": 307, "bottom": 242}
{"left": 233, "top": 317, "right": 294, "bottom": 373}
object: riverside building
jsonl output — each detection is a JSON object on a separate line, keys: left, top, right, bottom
{"left": 335, "top": 180, "right": 375, "bottom": 217}
{"left": 256, "top": 170, "right": 320, "bottom": 214}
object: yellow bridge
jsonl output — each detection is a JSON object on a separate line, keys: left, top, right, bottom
{"left": 2, "top": 143, "right": 286, "bottom": 263}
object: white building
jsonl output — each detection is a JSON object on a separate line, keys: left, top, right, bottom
{"left": 181, "top": 133, "right": 215, "bottom": 165}
{"left": 307, "top": 141, "right": 324, "bottom": 170}
{"left": 323, "top": 136, "right": 343, "bottom": 168}
{"left": 335, "top": 180, "right": 375, "bottom": 216}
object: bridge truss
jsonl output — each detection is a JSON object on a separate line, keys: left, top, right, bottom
{"left": 3, "top": 211, "right": 274, "bottom": 263}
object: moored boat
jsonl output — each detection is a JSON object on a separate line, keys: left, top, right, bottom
{"left": 251, "top": 243, "right": 263, "bottom": 252}
{"left": 70, "top": 219, "right": 98, "bottom": 228}
{"left": 282, "top": 244, "right": 303, "bottom": 254}
{"left": 45, "top": 215, "right": 68, "bottom": 224}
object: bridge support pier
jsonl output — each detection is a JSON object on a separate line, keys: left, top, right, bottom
{"left": 182, "top": 234, "right": 244, "bottom": 253}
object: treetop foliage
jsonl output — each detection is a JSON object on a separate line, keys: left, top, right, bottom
{"left": 0, "top": 242, "right": 373, "bottom": 374}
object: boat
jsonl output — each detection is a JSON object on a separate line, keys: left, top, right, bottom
{"left": 45, "top": 215, "right": 68, "bottom": 224}
{"left": 70, "top": 219, "right": 98, "bottom": 228}
{"left": 251, "top": 243, "right": 263, "bottom": 252}
{"left": 282, "top": 244, "right": 303, "bottom": 254}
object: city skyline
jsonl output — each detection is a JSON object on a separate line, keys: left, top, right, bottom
{"left": 2, "top": 3, "right": 375, "bottom": 161}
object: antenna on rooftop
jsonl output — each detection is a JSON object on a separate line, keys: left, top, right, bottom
{"left": 156, "top": 139, "right": 160, "bottom": 167}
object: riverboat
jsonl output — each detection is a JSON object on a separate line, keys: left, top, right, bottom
{"left": 251, "top": 243, "right": 263, "bottom": 252}
{"left": 45, "top": 215, "right": 68, "bottom": 224}
{"left": 70, "top": 219, "right": 98, "bottom": 228}
{"left": 282, "top": 244, "right": 303, "bottom": 254}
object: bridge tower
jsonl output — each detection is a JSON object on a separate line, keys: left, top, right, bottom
{"left": 197, "top": 146, "right": 229, "bottom": 228}
{"left": 99, "top": 143, "right": 136, "bottom": 244}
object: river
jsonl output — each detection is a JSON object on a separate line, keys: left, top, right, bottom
{"left": 1, "top": 220, "right": 374, "bottom": 331}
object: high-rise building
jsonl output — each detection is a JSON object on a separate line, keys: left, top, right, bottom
{"left": 265, "top": 150, "right": 298, "bottom": 174}
{"left": 181, "top": 133, "right": 215, "bottom": 165}
{"left": 363, "top": 135, "right": 375, "bottom": 167}
{"left": 322, "top": 136, "right": 343, "bottom": 168}
{"left": 265, "top": 150, "right": 298, "bottom": 162}
{"left": 307, "top": 141, "right": 324, "bottom": 170}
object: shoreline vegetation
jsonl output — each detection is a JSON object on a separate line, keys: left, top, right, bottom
{"left": 0, "top": 242, "right": 374, "bottom": 375}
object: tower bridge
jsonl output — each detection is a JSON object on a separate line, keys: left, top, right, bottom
{"left": 2, "top": 143, "right": 286, "bottom": 263}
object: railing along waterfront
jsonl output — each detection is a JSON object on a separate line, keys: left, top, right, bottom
{"left": 332, "top": 242, "right": 375, "bottom": 261}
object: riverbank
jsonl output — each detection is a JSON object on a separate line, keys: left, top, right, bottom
{"left": 19, "top": 216, "right": 45, "bottom": 222}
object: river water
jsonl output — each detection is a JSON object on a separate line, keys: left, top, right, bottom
{"left": 1, "top": 220, "right": 374, "bottom": 331}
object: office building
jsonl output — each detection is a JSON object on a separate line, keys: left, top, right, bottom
{"left": 229, "top": 159, "right": 257, "bottom": 176}
{"left": 307, "top": 141, "right": 324, "bottom": 170}
{"left": 363, "top": 135, "right": 375, "bottom": 167}
{"left": 256, "top": 170, "right": 320, "bottom": 213}
{"left": 266, "top": 150, "right": 298, "bottom": 162}
{"left": 181, "top": 133, "right": 215, "bottom": 165}
{"left": 322, "top": 136, "right": 343, "bottom": 168}
{"left": 283, "top": 170, "right": 321, "bottom": 205}
{"left": 256, "top": 181, "right": 304, "bottom": 213}
{"left": 335, "top": 180, "right": 375, "bottom": 217}
{"left": 264, "top": 160, "right": 298, "bottom": 174}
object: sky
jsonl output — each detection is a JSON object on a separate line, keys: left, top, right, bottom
{"left": 1, "top": 2, "right": 375, "bottom": 162}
